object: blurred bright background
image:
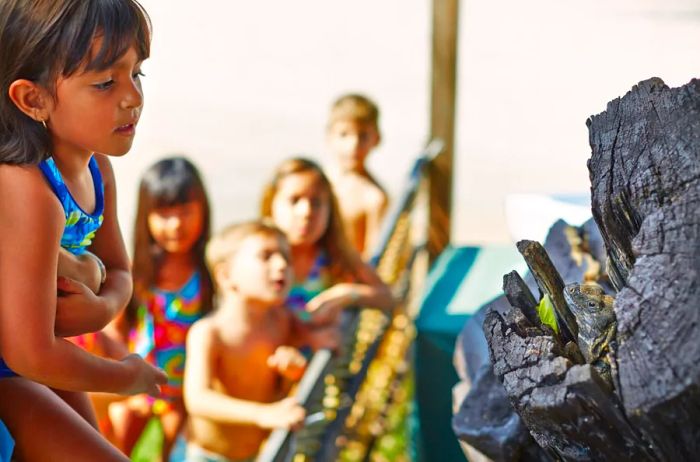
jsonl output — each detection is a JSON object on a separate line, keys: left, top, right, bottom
{"left": 115, "top": 0, "right": 700, "bottom": 252}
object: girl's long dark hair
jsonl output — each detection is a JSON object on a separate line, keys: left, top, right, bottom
{"left": 127, "top": 157, "right": 214, "bottom": 325}
{"left": 0, "top": 0, "right": 151, "bottom": 165}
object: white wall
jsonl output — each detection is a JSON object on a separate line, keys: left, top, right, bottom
{"left": 115, "top": 0, "right": 429, "bottom": 253}
{"left": 454, "top": 0, "right": 700, "bottom": 243}
{"left": 114, "top": 0, "right": 699, "bottom": 252}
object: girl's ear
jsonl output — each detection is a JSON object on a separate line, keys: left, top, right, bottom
{"left": 7, "top": 79, "right": 52, "bottom": 123}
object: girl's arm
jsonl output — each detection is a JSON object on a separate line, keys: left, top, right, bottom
{"left": 57, "top": 247, "right": 103, "bottom": 294}
{"left": 345, "top": 251, "right": 394, "bottom": 310}
{"left": 0, "top": 166, "right": 164, "bottom": 394}
{"left": 54, "top": 155, "right": 132, "bottom": 336}
{"left": 184, "top": 320, "right": 304, "bottom": 429}
{"left": 307, "top": 251, "right": 394, "bottom": 323}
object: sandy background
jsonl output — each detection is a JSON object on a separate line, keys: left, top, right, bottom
{"left": 114, "top": 0, "right": 700, "bottom": 251}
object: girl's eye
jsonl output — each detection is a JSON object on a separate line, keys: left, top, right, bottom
{"left": 93, "top": 79, "right": 114, "bottom": 90}
{"left": 133, "top": 70, "right": 145, "bottom": 80}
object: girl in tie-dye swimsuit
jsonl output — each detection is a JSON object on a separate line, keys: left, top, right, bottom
{"left": 109, "top": 157, "right": 214, "bottom": 461}
{"left": 261, "top": 158, "right": 394, "bottom": 351}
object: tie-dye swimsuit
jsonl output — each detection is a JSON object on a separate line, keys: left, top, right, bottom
{"left": 129, "top": 271, "right": 205, "bottom": 412}
{"left": 0, "top": 156, "right": 104, "bottom": 378}
{"left": 286, "top": 252, "right": 333, "bottom": 320}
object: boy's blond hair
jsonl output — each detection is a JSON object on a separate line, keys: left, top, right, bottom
{"left": 327, "top": 93, "right": 380, "bottom": 132}
{"left": 206, "top": 220, "right": 286, "bottom": 287}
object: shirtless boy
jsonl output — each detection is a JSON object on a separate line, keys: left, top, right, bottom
{"left": 326, "top": 93, "right": 389, "bottom": 257}
{"left": 184, "top": 221, "right": 306, "bottom": 462}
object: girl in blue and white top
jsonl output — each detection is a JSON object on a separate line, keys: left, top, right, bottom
{"left": 0, "top": 1, "right": 166, "bottom": 460}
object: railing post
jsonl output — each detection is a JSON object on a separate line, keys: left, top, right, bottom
{"left": 428, "top": 0, "right": 459, "bottom": 264}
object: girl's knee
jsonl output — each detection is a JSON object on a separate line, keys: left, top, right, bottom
{"left": 0, "top": 379, "right": 128, "bottom": 462}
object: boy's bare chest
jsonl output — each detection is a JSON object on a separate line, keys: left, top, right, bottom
{"left": 335, "top": 177, "right": 380, "bottom": 217}
{"left": 214, "top": 329, "right": 288, "bottom": 398}
{"left": 217, "top": 324, "right": 288, "bottom": 367}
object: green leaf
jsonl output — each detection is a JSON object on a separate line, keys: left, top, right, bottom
{"left": 536, "top": 294, "right": 559, "bottom": 333}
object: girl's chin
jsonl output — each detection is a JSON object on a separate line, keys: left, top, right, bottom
{"left": 289, "top": 234, "right": 315, "bottom": 246}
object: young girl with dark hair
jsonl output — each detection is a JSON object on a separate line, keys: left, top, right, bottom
{"left": 0, "top": 1, "right": 166, "bottom": 460}
{"left": 109, "top": 157, "right": 214, "bottom": 461}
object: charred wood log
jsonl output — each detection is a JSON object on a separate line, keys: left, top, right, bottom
{"left": 452, "top": 297, "right": 549, "bottom": 462}
{"left": 479, "top": 77, "right": 699, "bottom": 461}
{"left": 453, "top": 220, "right": 609, "bottom": 461}
{"left": 587, "top": 77, "right": 700, "bottom": 460}
{"left": 516, "top": 240, "right": 578, "bottom": 344}
{"left": 503, "top": 270, "right": 540, "bottom": 328}
{"left": 484, "top": 304, "right": 655, "bottom": 461}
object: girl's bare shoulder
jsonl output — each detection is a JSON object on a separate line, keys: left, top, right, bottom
{"left": 0, "top": 163, "right": 63, "bottom": 220}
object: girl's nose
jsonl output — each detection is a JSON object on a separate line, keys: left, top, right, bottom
{"left": 295, "top": 199, "right": 312, "bottom": 217}
{"left": 164, "top": 215, "right": 182, "bottom": 231}
{"left": 121, "top": 79, "right": 144, "bottom": 110}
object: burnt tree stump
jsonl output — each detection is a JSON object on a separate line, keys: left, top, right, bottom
{"left": 482, "top": 77, "right": 699, "bottom": 461}
{"left": 587, "top": 77, "right": 700, "bottom": 460}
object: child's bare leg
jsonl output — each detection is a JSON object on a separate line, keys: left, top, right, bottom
{"left": 52, "top": 388, "right": 99, "bottom": 429}
{"left": 0, "top": 377, "right": 128, "bottom": 462}
{"left": 109, "top": 396, "right": 151, "bottom": 456}
{"left": 160, "top": 402, "right": 187, "bottom": 462}
{"left": 89, "top": 392, "right": 127, "bottom": 444}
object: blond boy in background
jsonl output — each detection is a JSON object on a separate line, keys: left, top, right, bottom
{"left": 327, "top": 94, "right": 389, "bottom": 258}
{"left": 184, "top": 222, "right": 306, "bottom": 462}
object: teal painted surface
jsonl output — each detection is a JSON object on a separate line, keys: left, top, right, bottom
{"left": 413, "top": 245, "right": 524, "bottom": 462}
{"left": 416, "top": 246, "right": 477, "bottom": 336}
{"left": 446, "top": 246, "right": 525, "bottom": 315}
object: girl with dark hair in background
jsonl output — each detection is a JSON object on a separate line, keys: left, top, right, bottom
{"left": 109, "top": 157, "right": 214, "bottom": 461}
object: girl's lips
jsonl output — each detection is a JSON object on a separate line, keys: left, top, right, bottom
{"left": 115, "top": 123, "right": 135, "bottom": 136}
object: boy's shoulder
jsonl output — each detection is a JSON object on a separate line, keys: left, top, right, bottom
{"left": 188, "top": 315, "right": 221, "bottom": 347}
{"left": 361, "top": 176, "right": 388, "bottom": 208}
{"left": 335, "top": 171, "right": 386, "bottom": 194}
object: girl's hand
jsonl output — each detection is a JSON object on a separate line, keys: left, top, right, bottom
{"left": 57, "top": 248, "right": 102, "bottom": 294}
{"left": 257, "top": 397, "right": 306, "bottom": 430}
{"left": 306, "top": 283, "right": 359, "bottom": 326}
{"left": 55, "top": 276, "right": 110, "bottom": 337}
{"left": 267, "top": 346, "right": 307, "bottom": 381}
{"left": 120, "top": 354, "right": 168, "bottom": 397}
